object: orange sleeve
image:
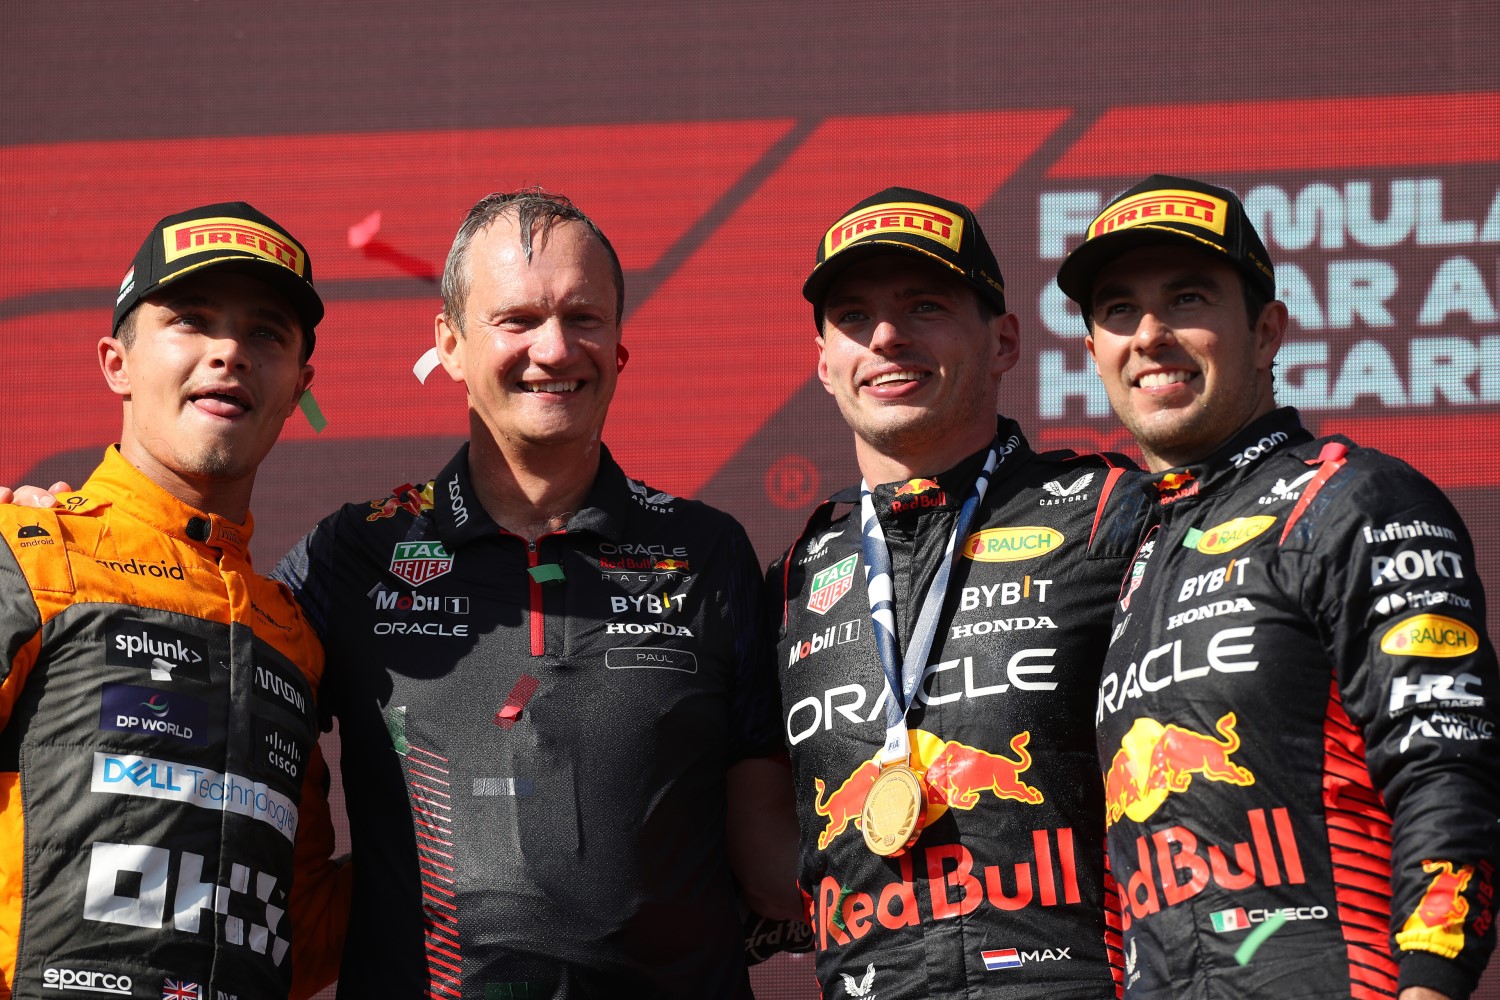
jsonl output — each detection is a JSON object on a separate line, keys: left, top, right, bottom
{"left": 287, "top": 740, "right": 351, "bottom": 1000}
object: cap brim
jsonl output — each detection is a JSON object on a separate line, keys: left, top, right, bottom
{"left": 151, "top": 254, "right": 325, "bottom": 334}
{"left": 803, "top": 236, "right": 993, "bottom": 317}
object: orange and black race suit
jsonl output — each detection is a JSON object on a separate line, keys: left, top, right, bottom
{"left": 1098, "top": 408, "right": 1500, "bottom": 999}
{"left": 0, "top": 448, "right": 347, "bottom": 1000}
{"left": 768, "top": 421, "right": 1147, "bottom": 999}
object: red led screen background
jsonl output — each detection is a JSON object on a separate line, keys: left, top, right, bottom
{"left": 3, "top": 3, "right": 1497, "bottom": 995}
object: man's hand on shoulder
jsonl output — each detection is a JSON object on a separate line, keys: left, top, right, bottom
{"left": 0, "top": 482, "right": 71, "bottom": 507}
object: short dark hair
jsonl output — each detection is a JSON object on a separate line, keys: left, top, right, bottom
{"left": 441, "top": 188, "right": 625, "bottom": 333}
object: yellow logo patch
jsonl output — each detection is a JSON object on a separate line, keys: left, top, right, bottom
{"left": 824, "top": 201, "right": 964, "bottom": 258}
{"left": 962, "top": 527, "right": 1063, "bottom": 562}
{"left": 1089, "top": 189, "right": 1230, "bottom": 240}
{"left": 1195, "top": 516, "right": 1276, "bottom": 554}
{"left": 162, "top": 217, "right": 307, "bottom": 276}
{"left": 1380, "top": 615, "right": 1478, "bottom": 658}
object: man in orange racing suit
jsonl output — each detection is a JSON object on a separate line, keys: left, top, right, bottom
{"left": 769, "top": 187, "right": 1148, "bottom": 998}
{"left": 1059, "top": 174, "right": 1500, "bottom": 999}
{"left": 0, "top": 203, "right": 348, "bottom": 999}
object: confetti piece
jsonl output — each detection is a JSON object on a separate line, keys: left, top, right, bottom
{"left": 348, "top": 210, "right": 382, "bottom": 249}
{"left": 1234, "top": 912, "right": 1286, "bottom": 965}
{"left": 1182, "top": 527, "right": 1204, "bottom": 549}
{"left": 299, "top": 390, "right": 328, "bottom": 433}
{"left": 413, "top": 347, "right": 442, "bottom": 384}
{"left": 527, "top": 564, "right": 565, "bottom": 583}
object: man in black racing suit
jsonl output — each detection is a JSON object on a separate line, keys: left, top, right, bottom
{"left": 1057, "top": 173, "right": 1500, "bottom": 999}
{"left": 769, "top": 187, "right": 1148, "bottom": 998}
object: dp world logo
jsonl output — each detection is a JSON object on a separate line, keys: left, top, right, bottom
{"left": 389, "top": 540, "right": 455, "bottom": 587}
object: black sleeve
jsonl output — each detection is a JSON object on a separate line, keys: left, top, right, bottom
{"left": 1288, "top": 457, "right": 1500, "bottom": 998}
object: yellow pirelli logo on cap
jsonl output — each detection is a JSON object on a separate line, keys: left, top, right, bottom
{"left": 1089, "top": 190, "right": 1229, "bottom": 240}
{"left": 162, "top": 217, "right": 307, "bottom": 276}
{"left": 824, "top": 201, "right": 964, "bottom": 257}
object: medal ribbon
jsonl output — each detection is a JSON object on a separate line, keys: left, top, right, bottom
{"left": 859, "top": 442, "right": 1001, "bottom": 766}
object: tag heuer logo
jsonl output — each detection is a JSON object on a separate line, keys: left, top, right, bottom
{"left": 389, "top": 540, "right": 454, "bottom": 587}
{"left": 807, "top": 553, "right": 858, "bottom": 615}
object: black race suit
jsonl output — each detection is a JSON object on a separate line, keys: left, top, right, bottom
{"left": 275, "top": 444, "right": 779, "bottom": 999}
{"left": 769, "top": 421, "right": 1146, "bottom": 998}
{"left": 1097, "top": 408, "right": 1500, "bottom": 999}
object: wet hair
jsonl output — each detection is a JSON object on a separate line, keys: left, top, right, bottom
{"left": 440, "top": 188, "right": 625, "bottom": 333}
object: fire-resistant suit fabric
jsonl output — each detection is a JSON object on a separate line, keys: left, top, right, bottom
{"left": 768, "top": 419, "right": 1148, "bottom": 999}
{"left": 0, "top": 446, "right": 347, "bottom": 1000}
{"left": 274, "top": 443, "right": 779, "bottom": 999}
{"left": 1097, "top": 407, "right": 1500, "bottom": 999}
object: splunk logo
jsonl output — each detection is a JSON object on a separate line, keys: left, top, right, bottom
{"left": 104, "top": 620, "right": 208, "bottom": 682}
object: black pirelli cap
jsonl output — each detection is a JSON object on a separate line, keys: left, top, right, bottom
{"left": 113, "top": 202, "right": 324, "bottom": 353}
{"left": 1056, "top": 174, "right": 1275, "bottom": 308}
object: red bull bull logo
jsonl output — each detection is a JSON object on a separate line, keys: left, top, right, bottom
{"left": 1397, "top": 859, "right": 1475, "bottom": 955}
{"left": 1114, "top": 806, "right": 1306, "bottom": 931}
{"left": 1155, "top": 471, "right": 1199, "bottom": 505}
{"left": 1103, "top": 713, "right": 1254, "bottom": 827}
{"left": 366, "top": 483, "right": 434, "bottom": 522}
{"left": 894, "top": 478, "right": 941, "bottom": 496}
{"left": 812, "top": 829, "right": 1082, "bottom": 951}
{"left": 812, "top": 730, "right": 1043, "bottom": 850}
{"left": 652, "top": 558, "right": 690, "bottom": 572}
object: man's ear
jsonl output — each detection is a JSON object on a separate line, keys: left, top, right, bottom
{"left": 99, "top": 337, "right": 130, "bottom": 397}
{"left": 285, "top": 364, "right": 315, "bottom": 417}
{"left": 1254, "top": 300, "right": 1289, "bottom": 370}
{"left": 435, "top": 312, "right": 466, "bottom": 383}
{"left": 989, "top": 312, "right": 1021, "bottom": 378}
{"left": 814, "top": 331, "right": 835, "bottom": 397}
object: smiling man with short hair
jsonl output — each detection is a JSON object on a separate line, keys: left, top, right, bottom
{"left": 1060, "top": 174, "right": 1500, "bottom": 1000}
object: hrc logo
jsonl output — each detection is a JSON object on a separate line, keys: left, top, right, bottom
{"left": 162, "top": 217, "right": 307, "bottom": 275}
{"left": 824, "top": 201, "right": 964, "bottom": 256}
{"left": 1089, "top": 190, "right": 1229, "bottom": 239}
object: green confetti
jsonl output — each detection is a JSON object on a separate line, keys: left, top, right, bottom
{"left": 1182, "top": 527, "right": 1204, "bottom": 549}
{"left": 299, "top": 389, "right": 328, "bottom": 433}
{"left": 528, "top": 563, "right": 565, "bottom": 583}
{"left": 1234, "top": 911, "right": 1286, "bottom": 965}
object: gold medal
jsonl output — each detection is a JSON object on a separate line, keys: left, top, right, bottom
{"left": 861, "top": 762, "right": 926, "bottom": 857}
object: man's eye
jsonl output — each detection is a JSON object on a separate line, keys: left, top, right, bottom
{"left": 836, "top": 310, "right": 867, "bottom": 324}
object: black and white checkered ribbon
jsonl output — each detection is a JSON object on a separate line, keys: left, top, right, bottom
{"left": 859, "top": 441, "right": 1002, "bottom": 765}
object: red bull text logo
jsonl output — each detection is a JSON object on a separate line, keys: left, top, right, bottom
{"left": 1114, "top": 806, "right": 1305, "bottom": 931}
{"left": 366, "top": 483, "right": 434, "bottom": 522}
{"left": 891, "top": 479, "right": 946, "bottom": 513}
{"left": 162, "top": 217, "right": 307, "bottom": 274}
{"left": 1398, "top": 859, "right": 1479, "bottom": 955}
{"left": 813, "top": 829, "right": 1082, "bottom": 950}
{"left": 1103, "top": 713, "right": 1254, "bottom": 827}
{"left": 824, "top": 201, "right": 964, "bottom": 256}
{"left": 1088, "top": 190, "right": 1229, "bottom": 239}
{"left": 1380, "top": 614, "right": 1477, "bottom": 657}
{"left": 812, "top": 731, "right": 1042, "bottom": 850}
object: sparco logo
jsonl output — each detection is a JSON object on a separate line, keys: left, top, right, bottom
{"left": 42, "top": 967, "right": 132, "bottom": 994}
{"left": 448, "top": 476, "right": 470, "bottom": 527}
{"left": 1230, "top": 431, "right": 1288, "bottom": 468}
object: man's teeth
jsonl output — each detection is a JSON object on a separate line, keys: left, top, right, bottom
{"left": 1137, "top": 371, "right": 1191, "bottom": 388}
{"left": 523, "top": 380, "right": 581, "bottom": 393}
{"left": 869, "top": 371, "right": 922, "bottom": 387}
